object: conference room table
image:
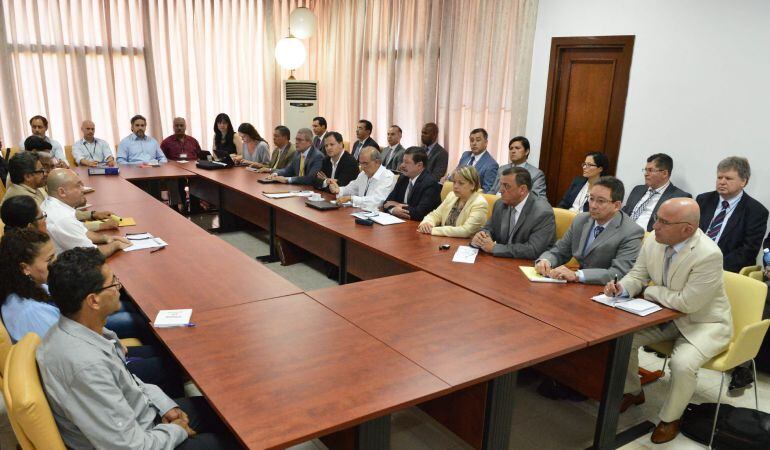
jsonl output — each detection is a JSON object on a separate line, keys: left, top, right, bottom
{"left": 70, "top": 161, "right": 682, "bottom": 449}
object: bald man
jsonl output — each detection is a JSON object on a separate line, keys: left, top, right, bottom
{"left": 605, "top": 198, "right": 732, "bottom": 444}
{"left": 72, "top": 121, "right": 115, "bottom": 167}
{"left": 160, "top": 117, "right": 203, "bottom": 161}
{"left": 329, "top": 147, "right": 395, "bottom": 208}
{"left": 42, "top": 169, "right": 132, "bottom": 256}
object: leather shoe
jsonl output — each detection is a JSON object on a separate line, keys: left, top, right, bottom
{"left": 651, "top": 419, "right": 680, "bottom": 444}
{"left": 619, "top": 391, "right": 645, "bottom": 412}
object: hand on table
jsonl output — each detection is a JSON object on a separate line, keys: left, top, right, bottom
{"left": 471, "top": 231, "right": 494, "bottom": 253}
{"left": 534, "top": 259, "right": 552, "bottom": 277}
{"left": 603, "top": 279, "right": 624, "bottom": 297}
{"left": 417, "top": 222, "right": 433, "bottom": 234}
{"left": 549, "top": 265, "right": 578, "bottom": 282}
{"left": 98, "top": 218, "right": 119, "bottom": 230}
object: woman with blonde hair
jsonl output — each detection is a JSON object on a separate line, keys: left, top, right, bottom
{"left": 418, "top": 165, "right": 488, "bottom": 237}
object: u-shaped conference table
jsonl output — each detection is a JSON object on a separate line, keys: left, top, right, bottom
{"left": 75, "top": 162, "right": 680, "bottom": 450}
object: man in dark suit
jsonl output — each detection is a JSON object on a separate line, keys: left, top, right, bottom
{"left": 380, "top": 125, "right": 406, "bottom": 172}
{"left": 623, "top": 153, "right": 691, "bottom": 231}
{"left": 313, "top": 131, "right": 360, "bottom": 191}
{"left": 536, "top": 176, "right": 644, "bottom": 285}
{"left": 311, "top": 116, "right": 329, "bottom": 155}
{"left": 421, "top": 122, "right": 448, "bottom": 180}
{"left": 383, "top": 147, "right": 441, "bottom": 221}
{"left": 266, "top": 128, "right": 324, "bottom": 185}
{"left": 351, "top": 119, "right": 379, "bottom": 160}
{"left": 451, "top": 128, "right": 499, "bottom": 193}
{"left": 472, "top": 167, "right": 555, "bottom": 259}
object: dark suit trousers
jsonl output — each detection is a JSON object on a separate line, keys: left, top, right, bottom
{"left": 173, "top": 396, "right": 242, "bottom": 449}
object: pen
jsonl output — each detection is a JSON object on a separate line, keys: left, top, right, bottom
{"left": 612, "top": 274, "right": 619, "bottom": 297}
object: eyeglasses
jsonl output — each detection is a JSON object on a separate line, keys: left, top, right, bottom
{"left": 581, "top": 162, "right": 598, "bottom": 168}
{"left": 652, "top": 214, "right": 692, "bottom": 227}
{"left": 642, "top": 168, "right": 666, "bottom": 174}
{"left": 94, "top": 275, "right": 122, "bottom": 294}
{"left": 588, "top": 196, "right": 614, "bottom": 206}
{"left": 35, "top": 212, "right": 47, "bottom": 222}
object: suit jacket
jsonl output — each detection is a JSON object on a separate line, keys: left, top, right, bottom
{"left": 420, "top": 191, "right": 489, "bottom": 238}
{"left": 557, "top": 176, "right": 589, "bottom": 210}
{"left": 276, "top": 147, "right": 324, "bottom": 185}
{"left": 621, "top": 229, "right": 732, "bottom": 358}
{"left": 425, "top": 143, "right": 449, "bottom": 180}
{"left": 351, "top": 137, "right": 379, "bottom": 160}
{"left": 312, "top": 132, "right": 329, "bottom": 154}
{"left": 0, "top": 155, "right": 7, "bottom": 187}
{"left": 479, "top": 194, "right": 556, "bottom": 259}
{"left": 456, "top": 151, "right": 499, "bottom": 193}
{"left": 538, "top": 211, "right": 644, "bottom": 284}
{"left": 490, "top": 161, "right": 547, "bottom": 197}
{"left": 268, "top": 143, "right": 296, "bottom": 170}
{"left": 312, "top": 151, "right": 360, "bottom": 191}
{"left": 622, "top": 183, "right": 692, "bottom": 231}
{"left": 697, "top": 190, "right": 769, "bottom": 273}
{"left": 380, "top": 144, "right": 405, "bottom": 171}
{"left": 384, "top": 170, "right": 441, "bottom": 221}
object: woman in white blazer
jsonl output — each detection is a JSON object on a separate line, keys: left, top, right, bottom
{"left": 418, "top": 166, "right": 488, "bottom": 237}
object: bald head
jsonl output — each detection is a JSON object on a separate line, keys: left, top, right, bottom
{"left": 47, "top": 169, "right": 78, "bottom": 194}
{"left": 47, "top": 169, "right": 87, "bottom": 207}
{"left": 653, "top": 197, "right": 700, "bottom": 245}
{"left": 173, "top": 117, "right": 187, "bottom": 137}
{"left": 81, "top": 120, "right": 96, "bottom": 141}
{"left": 358, "top": 147, "right": 381, "bottom": 178}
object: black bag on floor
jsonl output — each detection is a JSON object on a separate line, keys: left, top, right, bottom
{"left": 681, "top": 402, "right": 770, "bottom": 449}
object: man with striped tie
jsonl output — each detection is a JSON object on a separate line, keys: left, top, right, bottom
{"left": 696, "top": 156, "right": 768, "bottom": 394}
{"left": 622, "top": 153, "right": 691, "bottom": 231}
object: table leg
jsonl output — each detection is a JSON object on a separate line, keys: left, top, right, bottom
{"left": 482, "top": 371, "right": 516, "bottom": 450}
{"left": 339, "top": 238, "right": 348, "bottom": 284}
{"left": 257, "top": 207, "right": 279, "bottom": 262}
{"left": 591, "top": 333, "right": 633, "bottom": 450}
{"left": 356, "top": 414, "right": 390, "bottom": 450}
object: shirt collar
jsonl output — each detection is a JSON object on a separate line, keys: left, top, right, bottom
{"left": 471, "top": 150, "right": 486, "bottom": 160}
{"left": 132, "top": 133, "right": 147, "bottom": 141}
{"left": 58, "top": 316, "right": 117, "bottom": 355}
{"left": 369, "top": 164, "right": 388, "bottom": 180}
{"left": 649, "top": 181, "right": 670, "bottom": 193}
{"left": 512, "top": 161, "right": 528, "bottom": 168}
{"left": 298, "top": 147, "right": 310, "bottom": 157}
{"left": 47, "top": 196, "right": 76, "bottom": 213}
{"left": 594, "top": 211, "right": 620, "bottom": 228}
{"left": 513, "top": 193, "right": 529, "bottom": 214}
{"left": 719, "top": 190, "right": 744, "bottom": 207}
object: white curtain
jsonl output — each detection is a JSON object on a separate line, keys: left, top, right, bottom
{"left": 0, "top": 0, "right": 537, "bottom": 165}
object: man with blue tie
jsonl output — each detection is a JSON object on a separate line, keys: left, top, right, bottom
{"left": 697, "top": 156, "right": 768, "bottom": 393}
{"left": 449, "top": 128, "right": 499, "bottom": 193}
{"left": 535, "top": 176, "right": 644, "bottom": 284}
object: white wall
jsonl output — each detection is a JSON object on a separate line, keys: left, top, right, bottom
{"left": 526, "top": 0, "right": 770, "bottom": 239}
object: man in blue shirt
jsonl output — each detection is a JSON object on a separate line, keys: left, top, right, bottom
{"left": 117, "top": 115, "right": 167, "bottom": 164}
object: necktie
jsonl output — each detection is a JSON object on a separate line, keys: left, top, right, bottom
{"left": 582, "top": 199, "right": 589, "bottom": 212}
{"left": 583, "top": 225, "right": 604, "bottom": 256}
{"left": 468, "top": 155, "right": 476, "bottom": 166}
{"left": 631, "top": 188, "right": 658, "bottom": 221}
{"left": 507, "top": 208, "right": 518, "bottom": 243}
{"left": 662, "top": 245, "right": 676, "bottom": 285}
{"left": 364, "top": 178, "right": 372, "bottom": 196}
{"left": 706, "top": 200, "right": 730, "bottom": 240}
{"left": 404, "top": 179, "right": 413, "bottom": 203}
{"left": 272, "top": 149, "right": 282, "bottom": 168}
{"left": 313, "top": 136, "right": 320, "bottom": 150}
{"left": 299, "top": 154, "right": 306, "bottom": 176}
{"left": 594, "top": 225, "right": 605, "bottom": 239}
{"left": 385, "top": 148, "right": 393, "bottom": 167}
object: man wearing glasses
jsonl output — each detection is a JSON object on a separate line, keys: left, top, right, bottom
{"left": 264, "top": 128, "right": 324, "bottom": 185}
{"left": 1, "top": 151, "right": 47, "bottom": 206}
{"left": 329, "top": 147, "right": 395, "bottom": 209}
{"left": 604, "top": 198, "right": 732, "bottom": 443}
{"left": 622, "top": 153, "right": 691, "bottom": 231}
{"left": 535, "top": 176, "right": 644, "bottom": 284}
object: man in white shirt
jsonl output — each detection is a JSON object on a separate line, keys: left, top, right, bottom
{"left": 20, "top": 115, "right": 68, "bottom": 167}
{"left": 329, "top": 147, "right": 395, "bottom": 208}
{"left": 622, "top": 153, "right": 691, "bottom": 231}
{"left": 312, "top": 132, "right": 359, "bottom": 191}
{"left": 42, "top": 169, "right": 132, "bottom": 256}
{"left": 380, "top": 125, "right": 406, "bottom": 171}
{"left": 71, "top": 120, "right": 116, "bottom": 167}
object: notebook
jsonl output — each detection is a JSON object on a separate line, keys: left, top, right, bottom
{"left": 154, "top": 309, "right": 193, "bottom": 328}
{"left": 591, "top": 294, "right": 662, "bottom": 316}
{"left": 519, "top": 266, "right": 567, "bottom": 284}
{"left": 306, "top": 200, "right": 341, "bottom": 210}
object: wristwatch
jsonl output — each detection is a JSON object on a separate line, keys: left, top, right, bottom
{"left": 90, "top": 211, "right": 95, "bottom": 220}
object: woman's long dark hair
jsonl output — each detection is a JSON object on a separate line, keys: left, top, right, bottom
{"left": 0, "top": 228, "right": 51, "bottom": 305}
{"left": 213, "top": 113, "right": 236, "bottom": 154}
{"left": 237, "top": 122, "right": 266, "bottom": 144}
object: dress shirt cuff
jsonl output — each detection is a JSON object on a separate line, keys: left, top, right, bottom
{"left": 619, "top": 286, "right": 630, "bottom": 298}
{"left": 322, "top": 179, "right": 329, "bottom": 188}
{"left": 576, "top": 270, "right": 585, "bottom": 283}
{"left": 145, "top": 383, "right": 179, "bottom": 416}
{"left": 155, "top": 423, "right": 188, "bottom": 447}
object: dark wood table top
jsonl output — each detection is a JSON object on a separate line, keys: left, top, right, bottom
{"left": 307, "top": 271, "right": 586, "bottom": 387}
{"left": 108, "top": 234, "right": 302, "bottom": 319}
{"left": 116, "top": 162, "right": 197, "bottom": 180}
{"left": 78, "top": 171, "right": 156, "bottom": 204}
{"left": 408, "top": 253, "right": 681, "bottom": 345}
{"left": 157, "top": 294, "right": 452, "bottom": 450}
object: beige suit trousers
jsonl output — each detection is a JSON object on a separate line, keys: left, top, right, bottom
{"left": 624, "top": 322, "right": 709, "bottom": 422}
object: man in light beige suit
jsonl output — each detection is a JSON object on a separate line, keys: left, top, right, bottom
{"left": 605, "top": 198, "right": 732, "bottom": 444}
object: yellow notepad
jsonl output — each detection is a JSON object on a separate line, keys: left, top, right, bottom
{"left": 519, "top": 266, "right": 567, "bottom": 284}
{"left": 112, "top": 215, "right": 136, "bottom": 227}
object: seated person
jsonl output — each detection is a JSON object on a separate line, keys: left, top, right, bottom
{"left": 313, "top": 132, "right": 359, "bottom": 192}
{"left": 210, "top": 113, "right": 243, "bottom": 162}
{"left": 160, "top": 117, "right": 204, "bottom": 161}
{"left": 491, "top": 136, "right": 546, "bottom": 197}
{"left": 264, "top": 128, "right": 324, "bottom": 185}
{"left": 447, "top": 128, "right": 499, "bottom": 193}
{"left": 329, "top": 147, "right": 395, "bottom": 209}
{"left": 536, "top": 176, "right": 643, "bottom": 284}
{"left": 604, "top": 198, "right": 732, "bottom": 444}
{"left": 383, "top": 147, "right": 441, "bottom": 221}
{"left": 418, "top": 166, "right": 488, "bottom": 237}
{"left": 471, "top": 167, "right": 555, "bottom": 258}
{"left": 258, "top": 125, "right": 296, "bottom": 171}
{"left": 117, "top": 115, "right": 167, "bottom": 164}
{"left": 20, "top": 115, "right": 68, "bottom": 167}
{"left": 42, "top": 169, "right": 132, "bottom": 256}
{"left": 38, "top": 248, "right": 237, "bottom": 449}
{"left": 1, "top": 195, "right": 48, "bottom": 233}
{"left": 234, "top": 122, "right": 271, "bottom": 166}
{"left": 72, "top": 120, "right": 116, "bottom": 166}
{"left": 557, "top": 151, "right": 610, "bottom": 212}
{"left": 622, "top": 153, "right": 690, "bottom": 231}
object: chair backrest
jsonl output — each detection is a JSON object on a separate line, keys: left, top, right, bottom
{"left": 481, "top": 193, "right": 497, "bottom": 220}
{"left": 0, "top": 318, "right": 12, "bottom": 378}
{"left": 2, "top": 333, "right": 67, "bottom": 450}
{"left": 724, "top": 271, "right": 768, "bottom": 335}
{"left": 440, "top": 181, "right": 453, "bottom": 201}
{"left": 0, "top": 179, "right": 6, "bottom": 202}
{"left": 553, "top": 208, "right": 577, "bottom": 239}
{"left": 63, "top": 146, "right": 76, "bottom": 167}
{"left": 7, "top": 148, "right": 21, "bottom": 161}
{"left": 343, "top": 141, "right": 350, "bottom": 153}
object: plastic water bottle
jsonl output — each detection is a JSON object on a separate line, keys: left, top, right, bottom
{"left": 763, "top": 248, "right": 770, "bottom": 268}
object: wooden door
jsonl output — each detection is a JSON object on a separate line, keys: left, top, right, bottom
{"left": 539, "top": 36, "right": 634, "bottom": 205}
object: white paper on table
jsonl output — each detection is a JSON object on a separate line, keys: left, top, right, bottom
{"left": 452, "top": 245, "right": 479, "bottom": 264}
{"left": 154, "top": 309, "right": 193, "bottom": 328}
{"left": 123, "top": 236, "right": 168, "bottom": 252}
{"left": 263, "top": 192, "right": 296, "bottom": 199}
{"left": 350, "top": 212, "right": 405, "bottom": 225}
